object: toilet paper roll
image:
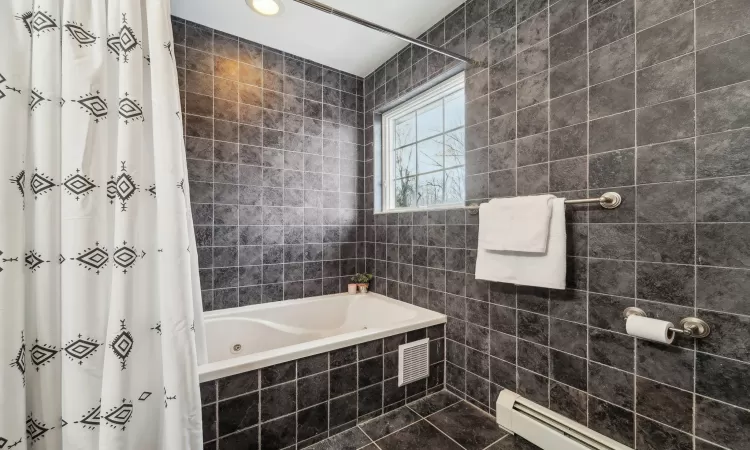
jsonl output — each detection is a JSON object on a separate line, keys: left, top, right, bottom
{"left": 625, "top": 315, "right": 675, "bottom": 344}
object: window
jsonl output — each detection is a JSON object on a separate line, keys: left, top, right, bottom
{"left": 381, "top": 73, "right": 465, "bottom": 212}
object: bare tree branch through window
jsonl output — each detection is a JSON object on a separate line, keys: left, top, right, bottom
{"left": 384, "top": 74, "right": 466, "bottom": 211}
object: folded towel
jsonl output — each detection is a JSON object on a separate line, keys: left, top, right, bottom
{"left": 475, "top": 197, "right": 566, "bottom": 289}
{"left": 478, "top": 194, "right": 555, "bottom": 253}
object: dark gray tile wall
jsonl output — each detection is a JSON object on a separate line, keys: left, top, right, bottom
{"left": 172, "top": 18, "right": 366, "bottom": 311}
{"left": 362, "top": 0, "right": 750, "bottom": 448}
{"left": 200, "top": 326, "right": 445, "bottom": 449}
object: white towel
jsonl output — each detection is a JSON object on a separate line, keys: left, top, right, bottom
{"left": 475, "top": 197, "right": 566, "bottom": 289}
{"left": 478, "top": 194, "right": 555, "bottom": 253}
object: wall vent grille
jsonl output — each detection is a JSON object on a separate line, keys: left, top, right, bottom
{"left": 398, "top": 338, "right": 430, "bottom": 386}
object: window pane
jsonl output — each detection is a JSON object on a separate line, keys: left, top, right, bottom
{"left": 393, "top": 177, "right": 416, "bottom": 208}
{"left": 418, "top": 172, "right": 444, "bottom": 206}
{"left": 382, "top": 73, "right": 466, "bottom": 211}
{"left": 393, "top": 145, "right": 417, "bottom": 179}
{"left": 444, "top": 90, "right": 465, "bottom": 130}
{"left": 394, "top": 114, "right": 416, "bottom": 148}
{"left": 444, "top": 129, "right": 465, "bottom": 168}
{"left": 444, "top": 168, "right": 465, "bottom": 204}
{"left": 417, "top": 136, "right": 444, "bottom": 174}
{"left": 417, "top": 100, "right": 443, "bottom": 140}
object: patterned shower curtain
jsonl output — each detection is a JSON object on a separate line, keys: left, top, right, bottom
{"left": 0, "top": 0, "right": 206, "bottom": 448}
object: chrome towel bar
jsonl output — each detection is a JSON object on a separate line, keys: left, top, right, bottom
{"left": 466, "top": 192, "right": 621, "bottom": 215}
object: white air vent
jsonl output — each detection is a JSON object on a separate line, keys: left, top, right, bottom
{"left": 398, "top": 338, "right": 429, "bottom": 386}
{"left": 496, "top": 390, "right": 632, "bottom": 450}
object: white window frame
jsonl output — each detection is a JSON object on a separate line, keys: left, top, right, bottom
{"left": 381, "top": 72, "right": 466, "bottom": 213}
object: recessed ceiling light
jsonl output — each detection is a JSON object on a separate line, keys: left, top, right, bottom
{"left": 247, "top": 0, "right": 283, "bottom": 16}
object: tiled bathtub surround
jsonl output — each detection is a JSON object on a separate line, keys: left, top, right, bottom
{"left": 362, "top": 0, "right": 750, "bottom": 448}
{"left": 200, "top": 326, "right": 445, "bottom": 449}
{"left": 172, "top": 17, "right": 366, "bottom": 311}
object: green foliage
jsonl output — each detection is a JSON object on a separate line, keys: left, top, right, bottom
{"left": 350, "top": 273, "right": 373, "bottom": 284}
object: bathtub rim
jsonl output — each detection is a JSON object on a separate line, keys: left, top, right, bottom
{"left": 198, "top": 292, "right": 447, "bottom": 383}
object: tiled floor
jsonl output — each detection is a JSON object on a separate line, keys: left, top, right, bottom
{"left": 306, "top": 391, "right": 542, "bottom": 450}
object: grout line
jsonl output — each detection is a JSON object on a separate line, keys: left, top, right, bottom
{"left": 359, "top": 414, "right": 420, "bottom": 441}
{"left": 694, "top": 438, "right": 733, "bottom": 450}
{"left": 547, "top": 80, "right": 588, "bottom": 103}
{"left": 587, "top": 0, "right": 629, "bottom": 20}
{"left": 633, "top": 8, "right": 690, "bottom": 37}
{"left": 210, "top": 27, "right": 219, "bottom": 304}
{"left": 548, "top": 1, "right": 556, "bottom": 407}
{"left": 514, "top": 0, "right": 520, "bottom": 407}
{"left": 354, "top": 424, "right": 377, "bottom": 448}
{"left": 370, "top": 248, "right": 750, "bottom": 277}
{"left": 695, "top": 76, "right": 750, "bottom": 100}
{"left": 694, "top": 28, "right": 750, "bottom": 53}
{"left": 426, "top": 418, "right": 471, "bottom": 450}
{"left": 548, "top": 17, "right": 587, "bottom": 42}
{"left": 234, "top": 35, "right": 243, "bottom": 308}
{"left": 586, "top": 256, "right": 750, "bottom": 274}
{"left": 692, "top": 1, "right": 699, "bottom": 446}
{"left": 585, "top": 0, "right": 593, "bottom": 426}
{"left": 483, "top": 434, "right": 510, "bottom": 450}
{"left": 411, "top": 393, "right": 462, "bottom": 418}
{"left": 588, "top": 392, "right": 744, "bottom": 449}
{"left": 463, "top": 390, "right": 494, "bottom": 414}
{"left": 546, "top": 0, "right": 552, "bottom": 202}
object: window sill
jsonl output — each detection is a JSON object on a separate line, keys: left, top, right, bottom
{"left": 374, "top": 203, "right": 468, "bottom": 215}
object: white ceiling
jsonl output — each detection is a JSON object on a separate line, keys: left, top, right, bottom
{"left": 171, "top": 0, "right": 465, "bottom": 77}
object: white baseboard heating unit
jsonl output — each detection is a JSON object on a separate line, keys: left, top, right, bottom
{"left": 496, "top": 391, "right": 632, "bottom": 450}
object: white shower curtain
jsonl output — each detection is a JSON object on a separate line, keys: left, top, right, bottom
{"left": 0, "top": 0, "right": 206, "bottom": 448}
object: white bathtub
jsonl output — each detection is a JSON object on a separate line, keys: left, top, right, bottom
{"left": 198, "top": 292, "right": 447, "bottom": 382}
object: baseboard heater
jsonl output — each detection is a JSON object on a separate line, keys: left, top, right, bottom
{"left": 496, "top": 391, "right": 632, "bottom": 450}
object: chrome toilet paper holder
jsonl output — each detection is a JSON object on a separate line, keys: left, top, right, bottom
{"left": 623, "top": 307, "right": 711, "bottom": 338}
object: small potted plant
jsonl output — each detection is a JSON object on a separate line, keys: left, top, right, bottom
{"left": 351, "top": 273, "right": 373, "bottom": 293}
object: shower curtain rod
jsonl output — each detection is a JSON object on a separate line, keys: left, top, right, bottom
{"left": 291, "top": 0, "right": 484, "bottom": 67}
